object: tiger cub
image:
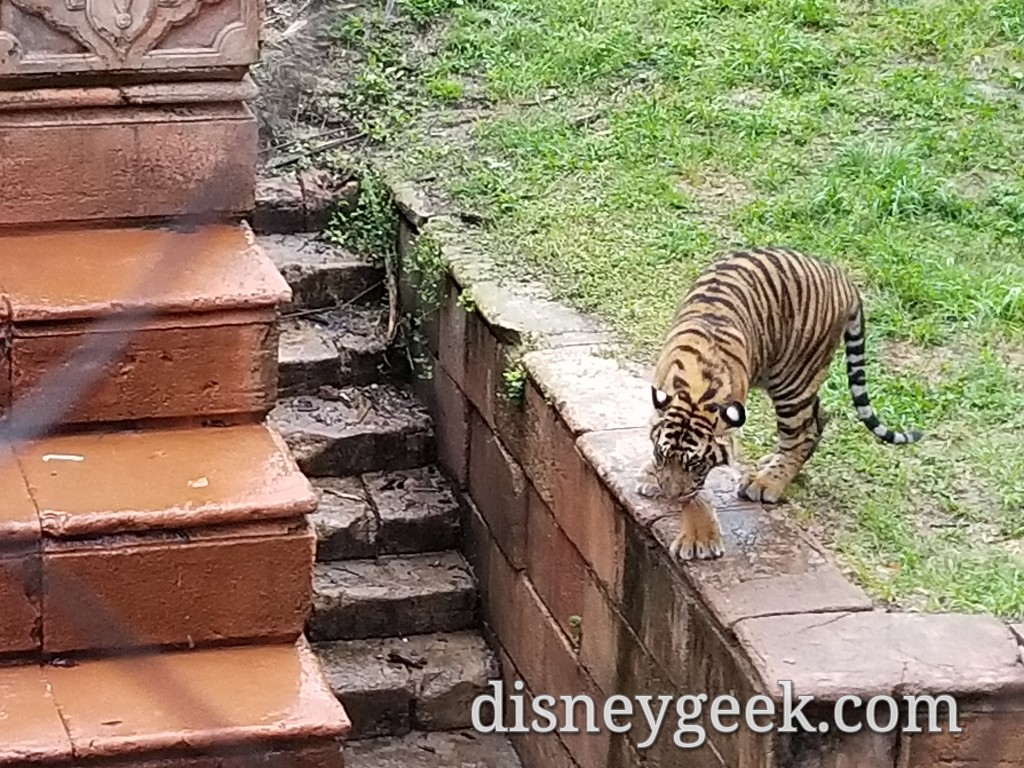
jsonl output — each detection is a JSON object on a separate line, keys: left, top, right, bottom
{"left": 636, "top": 246, "right": 923, "bottom": 560}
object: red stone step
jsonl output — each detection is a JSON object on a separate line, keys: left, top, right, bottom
{"left": 0, "top": 639, "right": 351, "bottom": 766}
{"left": 0, "top": 422, "right": 317, "bottom": 657}
{"left": 0, "top": 222, "right": 289, "bottom": 428}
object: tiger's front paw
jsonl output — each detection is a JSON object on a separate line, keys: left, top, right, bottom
{"left": 738, "top": 470, "right": 787, "bottom": 504}
{"left": 636, "top": 480, "right": 662, "bottom": 499}
{"left": 668, "top": 492, "right": 724, "bottom": 561}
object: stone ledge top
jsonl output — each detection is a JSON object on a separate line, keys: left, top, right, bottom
{"left": 13, "top": 423, "right": 317, "bottom": 538}
{"left": 577, "top": 427, "right": 874, "bottom": 628}
{"left": 523, "top": 345, "right": 652, "bottom": 435}
{"left": 0, "top": 223, "right": 290, "bottom": 324}
{"left": 735, "top": 611, "right": 1024, "bottom": 701}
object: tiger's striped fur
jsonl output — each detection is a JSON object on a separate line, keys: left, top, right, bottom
{"left": 637, "top": 247, "right": 922, "bottom": 539}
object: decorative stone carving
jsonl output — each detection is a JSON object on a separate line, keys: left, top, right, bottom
{"left": 0, "top": 0, "right": 259, "bottom": 78}
{"left": 0, "top": 30, "right": 21, "bottom": 73}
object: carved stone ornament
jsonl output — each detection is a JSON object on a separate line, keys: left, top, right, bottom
{"left": 0, "top": 0, "right": 259, "bottom": 77}
{"left": 0, "top": 30, "right": 21, "bottom": 73}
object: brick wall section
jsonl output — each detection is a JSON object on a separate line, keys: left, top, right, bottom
{"left": 394, "top": 198, "right": 1024, "bottom": 768}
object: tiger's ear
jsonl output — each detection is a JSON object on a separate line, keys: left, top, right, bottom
{"left": 651, "top": 387, "right": 671, "bottom": 411}
{"left": 721, "top": 401, "right": 746, "bottom": 428}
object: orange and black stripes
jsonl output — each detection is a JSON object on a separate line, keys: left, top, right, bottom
{"left": 649, "top": 246, "right": 922, "bottom": 501}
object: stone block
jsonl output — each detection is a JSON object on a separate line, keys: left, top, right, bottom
{"left": 462, "top": 307, "right": 507, "bottom": 428}
{"left": 734, "top": 611, "right": 1024, "bottom": 702}
{"left": 308, "top": 552, "right": 477, "bottom": 641}
{"left": 578, "top": 427, "right": 873, "bottom": 626}
{"left": 344, "top": 731, "right": 523, "bottom": 768}
{"left": 687, "top": 610, "right": 779, "bottom": 768}
{"left": 438, "top": 277, "right": 468, "bottom": 390}
{"left": 780, "top": 729, "right": 897, "bottom": 768}
{"left": 15, "top": 423, "right": 316, "bottom": 537}
{"left": 364, "top": 465, "right": 461, "bottom": 556}
{"left": 491, "top": 648, "right": 584, "bottom": 768}
{"left": 0, "top": 103, "right": 256, "bottom": 225}
{"left": 259, "top": 233, "right": 382, "bottom": 312}
{"left": 430, "top": 365, "right": 470, "bottom": 488}
{"left": 522, "top": 345, "right": 652, "bottom": 435}
{"left": 0, "top": 0, "right": 260, "bottom": 80}
{"left": 618, "top": 518, "right": 693, "bottom": 688}
{"left": 44, "top": 639, "right": 350, "bottom": 762}
{"left": 254, "top": 172, "right": 358, "bottom": 235}
{"left": 509, "top": 579, "right": 611, "bottom": 768}
{"left": 12, "top": 422, "right": 318, "bottom": 654}
{"left": 42, "top": 520, "right": 314, "bottom": 654}
{"left": 0, "top": 664, "right": 72, "bottom": 763}
{"left": 527, "top": 487, "right": 586, "bottom": 642}
{"left": 0, "top": 550, "right": 41, "bottom": 655}
{"left": 1, "top": 224, "right": 288, "bottom": 425}
{"left": 271, "top": 386, "right": 435, "bottom": 478}
{"left": 309, "top": 477, "right": 379, "bottom": 562}
{"left": 521, "top": 404, "right": 625, "bottom": 598}
{"left": 898, "top": 709, "right": 1024, "bottom": 767}
{"left": 469, "top": 411, "right": 528, "bottom": 570}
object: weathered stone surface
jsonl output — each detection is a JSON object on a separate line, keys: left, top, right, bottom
{"left": 44, "top": 639, "right": 350, "bottom": 760}
{"left": 0, "top": 79, "right": 260, "bottom": 111}
{"left": 254, "top": 172, "right": 358, "bottom": 234}
{"left": 0, "top": 664, "right": 72, "bottom": 763}
{"left": 260, "top": 233, "right": 382, "bottom": 312}
{"left": 523, "top": 346, "right": 652, "bottom": 435}
{"left": 0, "top": 105, "right": 256, "bottom": 226}
{"left": 780, "top": 730, "right": 897, "bottom": 768}
{"left": 18, "top": 424, "right": 316, "bottom": 537}
{"left": 899, "top": 709, "right": 1024, "bottom": 768}
{"left": 310, "top": 477, "right": 379, "bottom": 562}
{"left": 0, "top": 0, "right": 260, "bottom": 79}
{"left": 279, "top": 319, "right": 341, "bottom": 395}
{"left": 0, "top": 444, "right": 37, "bottom": 545}
{"left": 519, "top": 403, "right": 626, "bottom": 599}
{"left": 617, "top": 517, "right": 692, "bottom": 689}
{"left": 308, "top": 552, "right": 477, "bottom": 641}
{"left": 0, "top": 552, "right": 41, "bottom": 655}
{"left": 363, "top": 465, "right": 461, "bottom": 556}
{"left": 470, "top": 511, "right": 611, "bottom": 768}
{"left": 271, "top": 385, "right": 434, "bottom": 477}
{"left": 344, "top": 730, "right": 522, "bottom": 768}
{"left": 315, "top": 631, "right": 499, "bottom": 738}
{"left": 457, "top": 280, "right": 607, "bottom": 347}
{"left": 2, "top": 223, "right": 286, "bottom": 423}
{"left": 436, "top": 278, "right": 468, "bottom": 391}
{"left": 277, "top": 309, "right": 390, "bottom": 396}
{"left": 526, "top": 488, "right": 586, "bottom": 642}
{"left": 469, "top": 411, "right": 529, "bottom": 570}
{"left": 42, "top": 521, "right": 314, "bottom": 654}
{"left": 578, "top": 427, "right": 872, "bottom": 627}
{"left": 1011, "top": 624, "right": 1024, "bottom": 645}
{"left": 427, "top": 366, "right": 471, "bottom": 489}
{"left": 735, "top": 611, "right": 1024, "bottom": 701}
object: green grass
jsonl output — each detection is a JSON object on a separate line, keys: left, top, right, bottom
{"left": 370, "top": 0, "right": 1024, "bottom": 617}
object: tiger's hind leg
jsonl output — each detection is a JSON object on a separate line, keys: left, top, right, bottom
{"left": 739, "top": 390, "right": 830, "bottom": 504}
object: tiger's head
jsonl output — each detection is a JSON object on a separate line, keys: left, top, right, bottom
{"left": 644, "top": 385, "right": 745, "bottom": 500}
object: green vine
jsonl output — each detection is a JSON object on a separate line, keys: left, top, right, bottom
{"left": 322, "top": 166, "right": 396, "bottom": 266}
{"left": 501, "top": 351, "right": 528, "bottom": 408}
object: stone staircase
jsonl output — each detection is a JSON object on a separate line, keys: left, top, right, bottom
{"left": 261, "top": 228, "right": 524, "bottom": 767}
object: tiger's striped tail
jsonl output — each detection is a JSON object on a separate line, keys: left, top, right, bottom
{"left": 844, "top": 301, "right": 924, "bottom": 445}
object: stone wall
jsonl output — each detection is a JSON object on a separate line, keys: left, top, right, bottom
{"left": 391, "top": 182, "right": 1024, "bottom": 768}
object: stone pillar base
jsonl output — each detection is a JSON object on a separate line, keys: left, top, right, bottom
{"left": 0, "top": 80, "right": 259, "bottom": 227}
